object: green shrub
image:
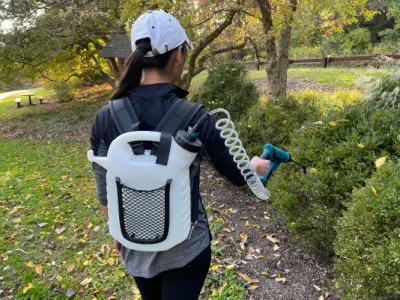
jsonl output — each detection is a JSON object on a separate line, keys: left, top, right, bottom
{"left": 268, "top": 105, "right": 400, "bottom": 257}
{"left": 357, "top": 68, "right": 400, "bottom": 111}
{"left": 53, "top": 81, "right": 76, "bottom": 102}
{"left": 334, "top": 160, "right": 400, "bottom": 300}
{"left": 237, "top": 96, "right": 320, "bottom": 157}
{"left": 191, "top": 61, "right": 259, "bottom": 121}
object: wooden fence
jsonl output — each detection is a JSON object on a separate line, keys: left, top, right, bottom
{"left": 289, "top": 54, "right": 400, "bottom": 68}
{"left": 241, "top": 54, "right": 400, "bottom": 69}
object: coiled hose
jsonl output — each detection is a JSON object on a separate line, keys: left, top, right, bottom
{"left": 208, "top": 109, "right": 271, "bottom": 201}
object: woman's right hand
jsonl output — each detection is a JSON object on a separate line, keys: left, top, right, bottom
{"left": 251, "top": 156, "right": 271, "bottom": 176}
{"left": 114, "top": 239, "right": 122, "bottom": 254}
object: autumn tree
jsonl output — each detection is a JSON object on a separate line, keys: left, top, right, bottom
{"left": 0, "top": 0, "right": 123, "bottom": 87}
{"left": 253, "top": 0, "right": 376, "bottom": 98}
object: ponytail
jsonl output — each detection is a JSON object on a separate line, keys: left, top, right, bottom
{"left": 110, "top": 39, "right": 188, "bottom": 100}
{"left": 110, "top": 39, "right": 152, "bottom": 100}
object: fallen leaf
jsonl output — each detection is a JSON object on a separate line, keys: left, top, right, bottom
{"left": 240, "top": 233, "right": 248, "bottom": 241}
{"left": 94, "top": 226, "right": 100, "bottom": 232}
{"left": 370, "top": 186, "right": 377, "bottom": 197}
{"left": 66, "top": 287, "right": 76, "bottom": 297}
{"left": 27, "top": 261, "right": 35, "bottom": 268}
{"left": 66, "top": 264, "right": 75, "bottom": 273}
{"left": 319, "top": 296, "right": 324, "bottom": 300}
{"left": 276, "top": 277, "right": 287, "bottom": 283}
{"left": 240, "top": 217, "right": 249, "bottom": 220}
{"left": 248, "top": 285, "right": 258, "bottom": 290}
{"left": 211, "top": 289, "right": 217, "bottom": 296}
{"left": 55, "top": 227, "right": 65, "bottom": 235}
{"left": 375, "top": 156, "right": 387, "bottom": 168}
{"left": 35, "top": 264, "right": 42, "bottom": 275}
{"left": 119, "top": 272, "right": 126, "bottom": 278}
{"left": 329, "top": 121, "right": 337, "bottom": 126}
{"left": 273, "top": 244, "right": 280, "bottom": 251}
{"left": 240, "top": 242, "right": 246, "bottom": 250}
{"left": 37, "top": 223, "right": 47, "bottom": 228}
{"left": 313, "top": 121, "right": 323, "bottom": 126}
{"left": 56, "top": 274, "right": 62, "bottom": 282}
{"left": 267, "top": 235, "right": 280, "bottom": 244}
{"left": 313, "top": 284, "right": 322, "bottom": 292}
{"left": 282, "top": 120, "right": 288, "bottom": 125}
{"left": 264, "top": 215, "right": 271, "bottom": 221}
{"left": 23, "top": 282, "right": 33, "bottom": 293}
{"left": 258, "top": 255, "right": 264, "bottom": 259}
{"left": 238, "top": 272, "right": 252, "bottom": 283}
{"left": 219, "top": 282, "right": 227, "bottom": 293}
{"left": 90, "top": 289, "right": 101, "bottom": 295}
{"left": 310, "top": 168, "right": 317, "bottom": 173}
{"left": 226, "top": 264, "right": 236, "bottom": 270}
{"left": 131, "top": 287, "right": 140, "bottom": 295}
{"left": 223, "top": 228, "right": 232, "bottom": 233}
{"left": 80, "top": 277, "right": 92, "bottom": 286}
{"left": 107, "top": 297, "right": 116, "bottom": 300}
{"left": 108, "top": 258, "right": 114, "bottom": 266}
{"left": 261, "top": 272, "right": 269, "bottom": 276}
{"left": 45, "top": 249, "right": 52, "bottom": 256}
{"left": 210, "top": 264, "right": 219, "bottom": 271}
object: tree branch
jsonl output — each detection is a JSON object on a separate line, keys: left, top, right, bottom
{"left": 182, "top": 9, "right": 239, "bottom": 89}
{"left": 192, "top": 37, "right": 251, "bottom": 78}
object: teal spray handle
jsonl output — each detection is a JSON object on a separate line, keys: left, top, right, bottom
{"left": 259, "top": 144, "right": 291, "bottom": 185}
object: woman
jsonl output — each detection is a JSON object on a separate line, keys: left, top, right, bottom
{"left": 90, "top": 10, "right": 270, "bottom": 300}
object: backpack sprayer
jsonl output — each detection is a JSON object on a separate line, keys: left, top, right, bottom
{"left": 88, "top": 99, "right": 306, "bottom": 252}
{"left": 187, "top": 108, "right": 306, "bottom": 200}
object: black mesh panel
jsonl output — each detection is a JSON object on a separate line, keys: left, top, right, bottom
{"left": 116, "top": 178, "right": 171, "bottom": 244}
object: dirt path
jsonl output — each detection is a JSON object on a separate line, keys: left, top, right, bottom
{"left": 201, "top": 162, "right": 336, "bottom": 300}
{"left": 255, "top": 77, "right": 348, "bottom": 94}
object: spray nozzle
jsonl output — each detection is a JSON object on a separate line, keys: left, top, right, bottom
{"left": 187, "top": 113, "right": 210, "bottom": 141}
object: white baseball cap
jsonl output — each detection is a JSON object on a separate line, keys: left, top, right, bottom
{"left": 131, "top": 10, "right": 192, "bottom": 57}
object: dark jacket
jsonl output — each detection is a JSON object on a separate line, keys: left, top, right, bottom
{"left": 90, "top": 83, "right": 245, "bottom": 207}
{"left": 89, "top": 83, "right": 246, "bottom": 278}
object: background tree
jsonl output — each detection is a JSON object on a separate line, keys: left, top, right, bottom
{"left": 254, "top": 0, "right": 375, "bottom": 98}
{"left": 0, "top": 0, "right": 123, "bottom": 87}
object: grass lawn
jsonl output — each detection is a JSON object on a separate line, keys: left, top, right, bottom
{"left": 288, "top": 67, "right": 388, "bottom": 87}
{"left": 190, "top": 67, "right": 387, "bottom": 88}
{"left": 0, "top": 140, "right": 134, "bottom": 299}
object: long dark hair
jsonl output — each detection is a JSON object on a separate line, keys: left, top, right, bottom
{"left": 110, "top": 38, "right": 187, "bottom": 100}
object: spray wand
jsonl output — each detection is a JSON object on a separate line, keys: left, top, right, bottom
{"left": 186, "top": 109, "right": 306, "bottom": 200}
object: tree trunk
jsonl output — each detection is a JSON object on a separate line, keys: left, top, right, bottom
{"left": 256, "top": 0, "right": 297, "bottom": 99}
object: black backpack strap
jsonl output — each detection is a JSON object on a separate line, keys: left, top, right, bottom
{"left": 156, "top": 98, "right": 203, "bottom": 134}
{"left": 108, "top": 97, "right": 140, "bottom": 134}
{"left": 151, "top": 98, "right": 202, "bottom": 166}
{"left": 108, "top": 97, "right": 144, "bottom": 154}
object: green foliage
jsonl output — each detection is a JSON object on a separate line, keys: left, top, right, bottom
{"left": 334, "top": 160, "right": 400, "bottom": 300}
{"left": 237, "top": 96, "right": 320, "bottom": 157}
{"left": 191, "top": 62, "right": 259, "bottom": 121}
{"left": 268, "top": 106, "right": 400, "bottom": 257}
{"left": 357, "top": 68, "right": 400, "bottom": 111}
{"left": 204, "top": 269, "right": 248, "bottom": 300}
{"left": 53, "top": 81, "right": 77, "bottom": 102}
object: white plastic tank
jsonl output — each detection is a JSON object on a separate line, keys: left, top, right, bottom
{"left": 88, "top": 131, "right": 197, "bottom": 251}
